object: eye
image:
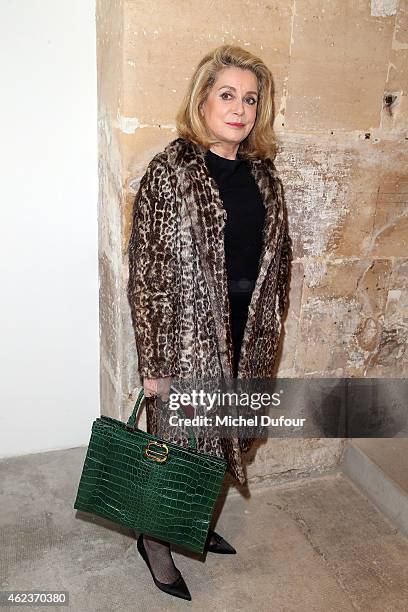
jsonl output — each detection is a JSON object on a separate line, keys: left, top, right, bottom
{"left": 246, "top": 97, "right": 258, "bottom": 105}
{"left": 220, "top": 92, "right": 233, "bottom": 100}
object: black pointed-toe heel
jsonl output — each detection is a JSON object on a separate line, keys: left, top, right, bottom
{"left": 205, "top": 529, "right": 237, "bottom": 554}
{"left": 137, "top": 534, "right": 192, "bottom": 601}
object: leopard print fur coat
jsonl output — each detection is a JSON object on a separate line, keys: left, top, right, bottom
{"left": 127, "top": 136, "right": 292, "bottom": 485}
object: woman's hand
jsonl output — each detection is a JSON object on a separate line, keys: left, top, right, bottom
{"left": 143, "top": 376, "right": 172, "bottom": 402}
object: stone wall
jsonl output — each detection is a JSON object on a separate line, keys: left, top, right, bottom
{"left": 97, "top": 0, "right": 408, "bottom": 482}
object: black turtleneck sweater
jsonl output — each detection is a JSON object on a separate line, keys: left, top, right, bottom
{"left": 204, "top": 149, "right": 265, "bottom": 376}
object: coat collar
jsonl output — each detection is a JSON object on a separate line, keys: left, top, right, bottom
{"left": 163, "top": 137, "right": 284, "bottom": 378}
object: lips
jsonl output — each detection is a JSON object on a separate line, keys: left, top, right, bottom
{"left": 227, "top": 122, "right": 245, "bottom": 128}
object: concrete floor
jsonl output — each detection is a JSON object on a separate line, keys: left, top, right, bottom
{"left": 1, "top": 447, "right": 408, "bottom": 611}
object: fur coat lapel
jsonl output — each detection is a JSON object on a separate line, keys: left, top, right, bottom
{"left": 164, "top": 137, "right": 287, "bottom": 378}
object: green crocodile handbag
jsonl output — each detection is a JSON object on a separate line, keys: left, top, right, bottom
{"left": 73, "top": 386, "right": 227, "bottom": 554}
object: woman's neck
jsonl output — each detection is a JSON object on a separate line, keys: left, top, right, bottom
{"left": 208, "top": 144, "right": 239, "bottom": 160}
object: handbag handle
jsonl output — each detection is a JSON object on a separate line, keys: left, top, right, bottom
{"left": 126, "top": 386, "right": 197, "bottom": 449}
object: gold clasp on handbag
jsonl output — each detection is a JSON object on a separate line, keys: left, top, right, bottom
{"left": 144, "top": 441, "right": 169, "bottom": 463}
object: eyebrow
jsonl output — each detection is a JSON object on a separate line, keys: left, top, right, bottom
{"left": 217, "top": 85, "right": 258, "bottom": 96}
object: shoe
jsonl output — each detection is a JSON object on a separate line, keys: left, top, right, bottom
{"left": 136, "top": 534, "right": 192, "bottom": 601}
{"left": 205, "top": 529, "right": 237, "bottom": 554}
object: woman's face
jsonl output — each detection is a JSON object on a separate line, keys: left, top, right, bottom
{"left": 199, "top": 67, "right": 259, "bottom": 148}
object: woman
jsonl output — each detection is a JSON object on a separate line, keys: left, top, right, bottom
{"left": 127, "top": 44, "right": 292, "bottom": 601}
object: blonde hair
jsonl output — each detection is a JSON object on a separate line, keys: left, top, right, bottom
{"left": 175, "top": 45, "right": 278, "bottom": 161}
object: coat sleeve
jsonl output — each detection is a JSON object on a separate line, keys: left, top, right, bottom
{"left": 127, "top": 155, "right": 180, "bottom": 379}
{"left": 275, "top": 176, "right": 293, "bottom": 319}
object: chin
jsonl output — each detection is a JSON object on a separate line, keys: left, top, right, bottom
{"left": 220, "top": 132, "right": 244, "bottom": 144}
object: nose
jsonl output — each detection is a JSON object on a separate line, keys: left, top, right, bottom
{"left": 233, "top": 98, "right": 245, "bottom": 116}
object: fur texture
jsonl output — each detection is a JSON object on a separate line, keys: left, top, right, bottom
{"left": 127, "top": 137, "right": 292, "bottom": 484}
